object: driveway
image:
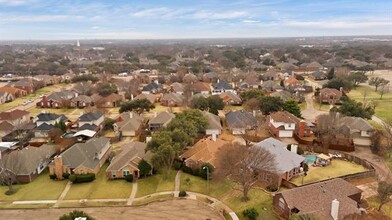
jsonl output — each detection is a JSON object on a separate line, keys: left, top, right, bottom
{"left": 301, "top": 93, "right": 327, "bottom": 122}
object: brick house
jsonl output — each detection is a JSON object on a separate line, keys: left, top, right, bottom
{"left": 0, "top": 109, "right": 30, "bottom": 127}
{"left": 113, "top": 112, "right": 144, "bottom": 137}
{"left": 267, "top": 111, "right": 313, "bottom": 138}
{"left": 318, "top": 88, "right": 343, "bottom": 105}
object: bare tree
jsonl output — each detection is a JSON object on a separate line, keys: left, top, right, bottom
{"left": 382, "top": 119, "right": 392, "bottom": 158}
{"left": 0, "top": 152, "right": 21, "bottom": 195}
{"left": 377, "top": 181, "right": 392, "bottom": 211}
{"left": 379, "top": 83, "right": 390, "bottom": 100}
{"left": 214, "top": 143, "right": 276, "bottom": 201}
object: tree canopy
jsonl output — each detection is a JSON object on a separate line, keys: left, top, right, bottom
{"left": 119, "top": 98, "right": 155, "bottom": 114}
{"left": 283, "top": 99, "right": 302, "bottom": 118}
{"left": 240, "top": 89, "right": 265, "bottom": 102}
{"left": 331, "top": 98, "right": 374, "bottom": 119}
{"left": 259, "top": 96, "right": 284, "bottom": 115}
{"left": 323, "top": 78, "right": 353, "bottom": 91}
{"left": 190, "top": 95, "right": 225, "bottom": 115}
{"left": 348, "top": 72, "right": 368, "bottom": 87}
{"left": 369, "top": 77, "right": 389, "bottom": 92}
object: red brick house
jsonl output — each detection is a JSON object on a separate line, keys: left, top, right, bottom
{"left": 267, "top": 111, "right": 313, "bottom": 138}
{"left": 318, "top": 88, "right": 343, "bottom": 105}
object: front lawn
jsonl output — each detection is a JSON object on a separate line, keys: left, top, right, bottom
{"left": 224, "top": 189, "right": 277, "bottom": 220}
{"left": 180, "top": 173, "right": 236, "bottom": 199}
{"left": 0, "top": 169, "right": 67, "bottom": 201}
{"left": 312, "top": 100, "right": 332, "bottom": 111}
{"left": 135, "top": 170, "right": 176, "bottom": 197}
{"left": 291, "top": 160, "right": 368, "bottom": 185}
{"left": 64, "top": 164, "right": 133, "bottom": 200}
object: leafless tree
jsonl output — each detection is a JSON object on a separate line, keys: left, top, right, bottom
{"left": 214, "top": 143, "right": 276, "bottom": 201}
{"left": 382, "top": 119, "right": 392, "bottom": 158}
{"left": 379, "top": 83, "right": 390, "bottom": 100}
{"left": 0, "top": 152, "right": 22, "bottom": 194}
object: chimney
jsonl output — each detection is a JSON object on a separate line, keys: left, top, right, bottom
{"left": 54, "top": 156, "right": 64, "bottom": 180}
{"left": 154, "top": 112, "right": 157, "bottom": 118}
{"left": 212, "top": 133, "right": 217, "bottom": 142}
{"left": 253, "top": 110, "right": 256, "bottom": 117}
{"left": 290, "top": 144, "right": 298, "bottom": 154}
{"left": 331, "top": 199, "right": 339, "bottom": 220}
{"left": 154, "top": 79, "right": 159, "bottom": 85}
{"left": 299, "top": 120, "right": 306, "bottom": 137}
{"left": 339, "top": 87, "right": 343, "bottom": 92}
{"left": 130, "top": 94, "right": 134, "bottom": 100}
{"left": 42, "top": 95, "right": 48, "bottom": 107}
{"left": 130, "top": 112, "right": 133, "bottom": 119}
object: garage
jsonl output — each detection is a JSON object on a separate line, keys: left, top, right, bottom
{"left": 279, "top": 130, "right": 293, "bottom": 137}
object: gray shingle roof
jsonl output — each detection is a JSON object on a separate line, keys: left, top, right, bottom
{"left": 36, "top": 113, "right": 65, "bottom": 122}
{"left": 202, "top": 111, "right": 222, "bottom": 130}
{"left": 79, "top": 112, "right": 104, "bottom": 122}
{"left": 78, "top": 124, "right": 98, "bottom": 131}
{"left": 148, "top": 111, "right": 175, "bottom": 125}
{"left": 226, "top": 110, "right": 257, "bottom": 129}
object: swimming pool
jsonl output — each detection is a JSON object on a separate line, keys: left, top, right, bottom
{"left": 304, "top": 155, "right": 317, "bottom": 164}
{"left": 62, "top": 132, "right": 75, "bottom": 138}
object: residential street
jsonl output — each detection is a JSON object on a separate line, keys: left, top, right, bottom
{"left": 301, "top": 93, "right": 327, "bottom": 122}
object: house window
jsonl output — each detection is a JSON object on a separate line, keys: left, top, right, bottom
{"left": 123, "top": 170, "right": 130, "bottom": 176}
{"left": 279, "top": 198, "right": 285, "bottom": 210}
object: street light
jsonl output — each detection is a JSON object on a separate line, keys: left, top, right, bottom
{"left": 203, "top": 166, "right": 210, "bottom": 193}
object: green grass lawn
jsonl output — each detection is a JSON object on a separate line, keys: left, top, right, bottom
{"left": 224, "top": 189, "right": 277, "bottom": 220}
{"left": 348, "top": 85, "right": 392, "bottom": 121}
{"left": 135, "top": 170, "right": 176, "bottom": 197}
{"left": 299, "top": 102, "right": 307, "bottom": 110}
{"left": 291, "top": 160, "right": 368, "bottom": 185}
{"left": 0, "top": 169, "right": 67, "bottom": 201}
{"left": 180, "top": 173, "right": 236, "bottom": 200}
{"left": 312, "top": 100, "right": 331, "bottom": 111}
{"left": 367, "top": 196, "right": 392, "bottom": 218}
{"left": 64, "top": 164, "right": 133, "bottom": 200}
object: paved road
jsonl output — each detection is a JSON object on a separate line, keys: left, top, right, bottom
{"left": 301, "top": 93, "right": 327, "bottom": 122}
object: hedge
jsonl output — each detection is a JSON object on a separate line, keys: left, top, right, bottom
{"left": 69, "top": 173, "right": 96, "bottom": 183}
{"left": 125, "top": 174, "right": 133, "bottom": 182}
{"left": 62, "top": 173, "right": 70, "bottom": 179}
{"left": 49, "top": 174, "right": 57, "bottom": 180}
{"left": 179, "top": 191, "right": 187, "bottom": 197}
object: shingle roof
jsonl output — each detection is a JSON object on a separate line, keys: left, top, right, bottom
{"left": 202, "top": 111, "right": 222, "bottom": 130}
{"left": 193, "top": 82, "right": 211, "bottom": 92}
{"left": 0, "top": 121, "right": 15, "bottom": 131}
{"left": 0, "top": 109, "right": 29, "bottom": 121}
{"left": 214, "top": 80, "right": 233, "bottom": 90}
{"left": 78, "top": 124, "right": 98, "bottom": 131}
{"left": 47, "top": 90, "right": 76, "bottom": 101}
{"left": 261, "top": 80, "right": 282, "bottom": 90}
{"left": 72, "top": 95, "right": 94, "bottom": 103}
{"left": 142, "top": 82, "right": 160, "bottom": 92}
{"left": 269, "top": 111, "right": 299, "bottom": 124}
{"left": 253, "top": 137, "right": 304, "bottom": 174}
{"left": 106, "top": 141, "right": 152, "bottom": 172}
{"left": 161, "top": 93, "right": 184, "bottom": 103}
{"left": 133, "top": 93, "right": 156, "bottom": 103}
{"left": 79, "top": 112, "right": 104, "bottom": 122}
{"left": 278, "top": 178, "right": 362, "bottom": 220}
{"left": 36, "top": 123, "right": 54, "bottom": 131}
{"left": 149, "top": 111, "right": 175, "bottom": 125}
{"left": 36, "top": 113, "right": 66, "bottom": 122}
{"left": 116, "top": 112, "right": 144, "bottom": 132}
{"left": 219, "top": 92, "right": 242, "bottom": 103}
{"left": 226, "top": 110, "right": 257, "bottom": 129}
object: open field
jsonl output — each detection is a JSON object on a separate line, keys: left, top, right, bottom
{"left": 64, "top": 164, "right": 133, "bottom": 200}
{"left": 348, "top": 85, "right": 392, "bottom": 121}
{"left": 135, "top": 170, "right": 176, "bottom": 197}
{"left": 291, "top": 160, "right": 368, "bottom": 185}
{"left": 0, "top": 169, "right": 67, "bottom": 201}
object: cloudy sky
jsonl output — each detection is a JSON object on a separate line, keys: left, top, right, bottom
{"left": 0, "top": 0, "right": 391, "bottom": 40}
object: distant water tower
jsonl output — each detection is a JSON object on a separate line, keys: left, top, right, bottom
{"left": 76, "top": 40, "right": 80, "bottom": 47}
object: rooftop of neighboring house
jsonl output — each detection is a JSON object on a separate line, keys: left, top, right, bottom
{"left": 72, "top": 95, "right": 94, "bottom": 102}
{"left": 169, "top": 82, "right": 184, "bottom": 92}
{"left": 225, "top": 110, "right": 257, "bottom": 129}
{"left": 78, "top": 112, "right": 104, "bottom": 122}
{"left": 0, "top": 87, "right": 26, "bottom": 94}
{"left": 133, "top": 93, "right": 156, "bottom": 103}
{"left": 214, "top": 80, "right": 233, "bottom": 90}
{"left": 0, "top": 121, "right": 15, "bottom": 132}
{"left": 307, "top": 61, "right": 323, "bottom": 69}
{"left": 284, "top": 77, "right": 301, "bottom": 85}
{"left": 148, "top": 111, "right": 175, "bottom": 125}
{"left": 311, "top": 71, "right": 326, "bottom": 78}
{"left": 277, "top": 178, "right": 362, "bottom": 220}
{"left": 202, "top": 111, "right": 222, "bottom": 130}
{"left": 0, "top": 109, "right": 29, "bottom": 121}
{"left": 253, "top": 137, "right": 305, "bottom": 174}
{"left": 261, "top": 80, "right": 282, "bottom": 90}
{"left": 106, "top": 141, "right": 152, "bottom": 172}
{"left": 46, "top": 90, "right": 76, "bottom": 101}
{"left": 115, "top": 112, "right": 144, "bottom": 131}
{"left": 57, "top": 137, "right": 110, "bottom": 170}
{"left": 269, "top": 111, "right": 298, "bottom": 124}
{"left": 36, "top": 113, "right": 67, "bottom": 122}
{"left": 161, "top": 93, "right": 184, "bottom": 103}
{"left": 193, "top": 82, "right": 211, "bottom": 92}
{"left": 180, "top": 136, "right": 229, "bottom": 168}
{"left": 339, "top": 117, "right": 373, "bottom": 132}
{"left": 142, "top": 82, "right": 160, "bottom": 92}
{"left": 319, "top": 88, "right": 342, "bottom": 96}
{"left": 219, "top": 91, "right": 242, "bottom": 103}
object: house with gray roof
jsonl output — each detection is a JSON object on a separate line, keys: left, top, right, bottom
{"left": 142, "top": 82, "right": 161, "bottom": 94}
{"left": 34, "top": 113, "right": 68, "bottom": 138}
{"left": 225, "top": 110, "right": 257, "bottom": 135}
{"left": 161, "top": 93, "right": 184, "bottom": 106}
{"left": 49, "top": 137, "right": 111, "bottom": 179}
{"left": 212, "top": 80, "right": 234, "bottom": 95}
{"left": 78, "top": 112, "right": 104, "bottom": 132}
{"left": 261, "top": 80, "right": 283, "bottom": 92}
{"left": 37, "top": 90, "right": 77, "bottom": 108}
{"left": 253, "top": 137, "right": 305, "bottom": 186}
{"left": 106, "top": 141, "right": 152, "bottom": 179}
{"left": 1, "top": 144, "right": 56, "bottom": 183}
{"left": 202, "top": 111, "right": 222, "bottom": 137}
{"left": 148, "top": 111, "right": 175, "bottom": 131}
{"left": 113, "top": 112, "right": 144, "bottom": 137}
{"left": 70, "top": 95, "right": 95, "bottom": 108}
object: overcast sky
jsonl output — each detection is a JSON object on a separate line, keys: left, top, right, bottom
{"left": 0, "top": 0, "right": 391, "bottom": 40}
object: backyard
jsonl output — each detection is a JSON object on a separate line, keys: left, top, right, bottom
{"left": 291, "top": 159, "right": 368, "bottom": 185}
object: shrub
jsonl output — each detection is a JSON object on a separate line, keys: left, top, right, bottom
{"left": 125, "top": 174, "right": 134, "bottom": 182}
{"left": 62, "top": 173, "right": 70, "bottom": 179}
{"left": 5, "top": 189, "right": 16, "bottom": 195}
{"left": 70, "top": 173, "right": 95, "bottom": 183}
{"left": 59, "top": 210, "right": 95, "bottom": 220}
{"left": 179, "top": 191, "right": 187, "bottom": 197}
{"left": 173, "top": 160, "right": 183, "bottom": 170}
{"left": 243, "top": 208, "right": 259, "bottom": 220}
{"left": 181, "top": 166, "right": 194, "bottom": 175}
{"left": 266, "top": 185, "right": 278, "bottom": 192}
{"left": 192, "top": 168, "right": 200, "bottom": 177}
{"left": 68, "top": 174, "right": 76, "bottom": 182}
{"left": 49, "top": 174, "right": 57, "bottom": 180}
{"left": 138, "top": 159, "right": 152, "bottom": 177}
{"left": 199, "top": 163, "right": 214, "bottom": 180}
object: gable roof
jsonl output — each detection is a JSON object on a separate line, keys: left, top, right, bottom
{"left": 161, "top": 93, "right": 184, "bottom": 103}
{"left": 72, "top": 95, "right": 94, "bottom": 103}
{"left": 253, "top": 137, "right": 305, "bottom": 173}
{"left": 106, "top": 141, "right": 152, "bottom": 172}
{"left": 133, "top": 93, "right": 156, "bottom": 103}
{"left": 278, "top": 178, "right": 362, "bottom": 220}
{"left": 79, "top": 112, "right": 104, "bottom": 122}
{"left": 47, "top": 90, "right": 76, "bottom": 102}
{"left": 193, "top": 82, "right": 211, "bottom": 92}
{"left": 0, "top": 121, "right": 15, "bottom": 131}
{"left": 116, "top": 112, "right": 144, "bottom": 132}
{"left": 202, "top": 111, "right": 222, "bottom": 130}
{"left": 219, "top": 92, "right": 242, "bottom": 103}
{"left": 36, "top": 113, "right": 67, "bottom": 122}
{"left": 261, "top": 80, "right": 282, "bottom": 90}
{"left": 311, "top": 71, "right": 326, "bottom": 78}
{"left": 269, "top": 111, "right": 299, "bottom": 124}
{"left": 78, "top": 124, "right": 98, "bottom": 131}
{"left": 307, "top": 61, "right": 323, "bottom": 69}
{"left": 180, "top": 137, "right": 228, "bottom": 167}
{"left": 0, "top": 109, "right": 29, "bottom": 121}
{"left": 226, "top": 110, "right": 257, "bottom": 129}
{"left": 35, "top": 122, "right": 54, "bottom": 131}
{"left": 169, "top": 82, "right": 184, "bottom": 92}
{"left": 320, "top": 88, "right": 342, "bottom": 96}
{"left": 149, "top": 111, "right": 175, "bottom": 125}
{"left": 339, "top": 117, "right": 373, "bottom": 132}
{"left": 59, "top": 137, "right": 110, "bottom": 170}
{"left": 0, "top": 87, "right": 26, "bottom": 95}
{"left": 142, "top": 82, "right": 160, "bottom": 92}
{"left": 214, "top": 80, "right": 233, "bottom": 90}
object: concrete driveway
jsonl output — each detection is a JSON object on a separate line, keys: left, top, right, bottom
{"left": 301, "top": 93, "right": 327, "bottom": 122}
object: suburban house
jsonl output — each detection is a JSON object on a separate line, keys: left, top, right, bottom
{"left": 202, "top": 111, "right": 222, "bottom": 137}
{"left": 0, "top": 109, "right": 30, "bottom": 127}
{"left": 180, "top": 136, "right": 229, "bottom": 169}
{"left": 78, "top": 112, "right": 104, "bottom": 132}
{"left": 94, "top": 93, "right": 123, "bottom": 108}
{"left": 37, "top": 90, "right": 77, "bottom": 108}
{"left": 148, "top": 111, "right": 175, "bottom": 131}
{"left": 267, "top": 111, "right": 313, "bottom": 138}
{"left": 271, "top": 90, "right": 303, "bottom": 103}
{"left": 0, "top": 121, "right": 15, "bottom": 140}
{"left": 133, "top": 93, "right": 157, "bottom": 103}
{"left": 6, "top": 78, "right": 39, "bottom": 94}
{"left": 284, "top": 77, "right": 303, "bottom": 91}
{"left": 261, "top": 80, "right": 283, "bottom": 92}
{"left": 219, "top": 92, "right": 242, "bottom": 105}
{"left": 262, "top": 71, "right": 278, "bottom": 81}
{"left": 106, "top": 141, "right": 153, "bottom": 179}
{"left": 49, "top": 137, "right": 112, "bottom": 178}
{"left": 142, "top": 82, "right": 161, "bottom": 94}
{"left": 192, "top": 82, "right": 211, "bottom": 95}
{"left": 306, "top": 61, "right": 324, "bottom": 71}
{"left": 183, "top": 73, "right": 199, "bottom": 83}
{"left": 0, "top": 144, "right": 56, "bottom": 183}
{"left": 212, "top": 80, "right": 234, "bottom": 95}
{"left": 33, "top": 74, "right": 59, "bottom": 86}
{"left": 239, "top": 74, "right": 261, "bottom": 90}
{"left": 169, "top": 82, "right": 184, "bottom": 95}
{"left": 70, "top": 95, "right": 95, "bottom": 108}
{"left": 0, "top": 87, "right": 27, "bottom": 98}
{"left": 318, "top": 88, "right": 343, "bottom": 105}
{"left": 34, "top": 113, "right": 68, "bottom": 138}
{"left": 113, "top": 112, "right": 144, "bottom": 137}
{"left": 253, "top": 137, "right": 305, "bottom": 186}
{"left": 273, "top": 178, "right": 362, "bottom": 220}
{"left": 310, "top": 71, "right": 327, "bottom": 80}
{"left": 339, "top": 117, "right": 373, "bottom": 146}
{"left": 226, "top": 110, "right": 257, "bottom": 135}
{"left": 0, "top": 91, "right": 14, "bottom": 103}
{"left": 161, "top": 93, "right": 184, "bottom": 106}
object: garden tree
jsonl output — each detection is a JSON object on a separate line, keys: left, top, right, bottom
{"left": 71, "top": 74, "right": 99, "bottom": 83}
{"left": 240, "top": 89, "right": 265, "bottom": 102}
{"left": 283, "top": 99, "right": 302, "bottom": 118}
{"left": 262, "top": 58, "right": 275, "bottom": 66}
{"left": 198, "top": 163, "right": 214, "bottom": 180}
{"left": 379, "top": 82, "right": 390, "bottom": 100}
{"left": 214, "top": 143, "right": 276, "bottom": 201}
{"left": 138, "top": 159, "right": 152, "bottom": 177}
{"left": 243, "top": 208, "right": 259, "bottom": 220}
{"left": 97, "top": 82, "right": 117, "bottom": 96}
{"left": 327, "top": 67, "right": 335, "bottom": 80}
{"left": 314, "top": 112, "right": 343, "bottom": 152}
{"left": 377, "top": 181, "right": 392, "bottom": 211}
{"left": 243, "top": 98, "right": 261, "bottom": 111}
{"left": 382, "top": 119, "right": 392, "bottom": 158}
{"left": 323, "top": 78, "right": 353, "bottom": 91}
{"left": 190, "top": 96, "right": 225, "bottom": 115}
{"left": 119, "top": 99, "right": 155, "bottom": 114}
{"left": 331, "top": 98, "right": 374, "bottom": 119}
{"left": 59, "top": 210, "right": 95, "bottom": 220}
{"left": 259, "top": 96, "right": 284, "bottom": 115}
{"left": 171, "top": 109, "right": 208, "bottom": 134}
{"left": 54, "top": 120, "right": 66, "bottom": 132}
{"left": 0, "top": 153, "right": 21, "bottom": 195}
{"left": 48, "top": 128, "right": 64, "bottom": 142}
{"left": 73, "top": 82, "right": 93, "bottom": 96}
{"left": 190, "top": 96, "right": 209, "bottom": 110}
{"left": 348, "top": 71, "right": 368, "bottom": 87}
{"left": 368, "top": 77, "right": 389, "bottom": 92}
{"left": 103, "top": 118, "right": 115, "bottom": 131}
